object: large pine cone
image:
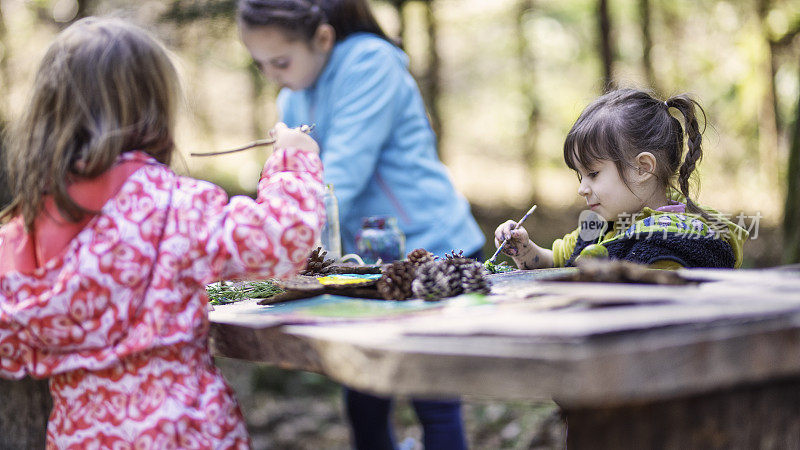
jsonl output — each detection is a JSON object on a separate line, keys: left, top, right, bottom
{"left": 412, "top": 260, "right": 462, "bottom": 301}
{"left": 443, "top": 260, "right": 465, "bottom": 296}
{"left": 377, "top": 260, "right": 416, "bottom": 300}
{"left": 459, "top": 261, "right": 492, "bottom": 294}
{"left": 406, "top": 248, "right": 436, "bottom": 267}
{"left": 300, "top": 247, "right": 335, "bottom": 275}
{"left": 446, "top": 257, "right": 475, "bottom": 271}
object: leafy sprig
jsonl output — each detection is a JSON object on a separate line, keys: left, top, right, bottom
{"left": 206, "top": 280, "right": 284, "bottom": 305}
{"left": 483, "top": 260, "right": 516, "bottom": 274}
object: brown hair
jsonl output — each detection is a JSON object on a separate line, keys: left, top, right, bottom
{"left": 563, "top": 88, "right": 707, "bottom": 216}
{"left": 2, "top": 17, "right": 180, "bottom": 231}
{"left": 237, "top": 0, "right": 391, "bottom": 43}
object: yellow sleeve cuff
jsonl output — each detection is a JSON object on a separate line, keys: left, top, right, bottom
{"left": 552, "top": 227, "right": 580, "bottom": 268}
{"left": 648, "top": 259, "right": 684, "bottom": 270}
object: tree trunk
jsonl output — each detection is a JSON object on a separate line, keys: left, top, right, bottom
{"left": 0, "top": 8, "right": 52, "bottom": 444}
{"left": 638, "top": 0, "right": 658, "bottom": 93}
{"left": 756, "top": 0, "right": 780, "bottom": 190}
{"left": 771, "top": 10, "right": 800, "bottom": 133}
{"left": 248, "top": 61, "right": 268, "bottom": 140}
{"left": 0, "top": 0, "right": 10, "bottom": 208}
{"left": 420, "top": 1, "right": 442, "bottom": 148}
{"left": 0, "top": 0, "right": 9, "bottom": 125}
{"left": 597, "top": 0, "right": 615, "bottom": 92}
{"left": 75, "top": 0, "right": 96, "bottom": 20}
{"left": 562, "top": 377, "right": 800, "bottom": 449}
{"left": 784, "top": 53, "right": 800, "bottom": 264}
{"left": 393, "top": 1, "right": 441, "bottom": 154}
{"left": 515, "top": 0, "right": 539, "bottom": 180}
{"left": 0, "top": 378, "right": 52, "bottom": 449}
{"left": 0, "top": 123, "right": 9, "bottom": 209}
{"left": 187, "top": 26, "right": 218, "bottom": 149}
{"left": 390, "top": 0, "right": 406, "bottom": 48}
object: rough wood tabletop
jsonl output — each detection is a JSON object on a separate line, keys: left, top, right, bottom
{"left": 211, "top": 266, "right": 800, "bottom": 406}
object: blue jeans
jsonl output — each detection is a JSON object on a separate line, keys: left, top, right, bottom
{"left": 344, "top": 388, "right": 468, "bottom": 450}
{"left": 344, "top": 249, "right": 481, "bottom": 450}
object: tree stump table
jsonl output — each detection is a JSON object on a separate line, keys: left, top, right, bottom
{"left": 210, "top": 266, "right": 800, "bottom": 448}
{"left": 0, "top": 377, "right": 51, "bottom": 449}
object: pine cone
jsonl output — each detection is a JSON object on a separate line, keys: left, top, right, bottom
{"left": 300, "top": 247, "right": 335, "bottom": 275}
{"left": 444, "top": 250, "right": 466, "bottom": 261}
{"left": 459, "top": 261, "right": 492, "bottom": 294}
{"left": 443, "top": 260, "right": 465, "bottom": 296}
{"left": 446, "top": 257, "right": 475, "bottom": 272}
{"left": 406, "top": 248, "right": 436, "bottom": 267}
{"left": 412, "top": 260, "right": 462, "bottom": 301}
{"left": 377, "top": 261, "right": 417, "bottom": 300}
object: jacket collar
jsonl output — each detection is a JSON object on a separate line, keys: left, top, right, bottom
{"left": 0, "top": 152, "right": 153, "bottom": 274}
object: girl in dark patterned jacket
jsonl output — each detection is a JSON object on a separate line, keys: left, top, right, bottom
{"left": 495, "top": 89, "right": 746, "bottom": 270}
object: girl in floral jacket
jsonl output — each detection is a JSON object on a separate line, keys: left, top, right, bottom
{"left": 0, "top": 17, "right": 324, "bottom": 449}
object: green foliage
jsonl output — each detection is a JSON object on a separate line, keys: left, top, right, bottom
{"left": 159, "top": 0, "right": 236, "bottom": 25}
{"left": 484, "top": 260, "right": 515, "bottom": 274}
{"left": 206, "top": 280, "right": 284, "bottom": 305}
{"left": 1, "top": 0, "right": 797, "bottom": 268}
{"left": 251, "top": 365, "right": 340, "bottom": 397}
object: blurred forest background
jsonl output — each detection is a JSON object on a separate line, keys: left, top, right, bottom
{"left": 0, "top": 0, "right": 799, "bottom": 448}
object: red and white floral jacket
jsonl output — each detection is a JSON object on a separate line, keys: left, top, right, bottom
{"left": 0, "top": 148, "right": 324, "bottom": 449}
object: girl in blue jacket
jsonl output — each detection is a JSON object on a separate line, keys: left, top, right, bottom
{"left": 237, "top": 1, "right": 483, "bottom": 449}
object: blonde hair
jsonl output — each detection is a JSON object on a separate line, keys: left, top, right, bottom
{"left": 2, "top": 17, "right": 180, "bottom": 231}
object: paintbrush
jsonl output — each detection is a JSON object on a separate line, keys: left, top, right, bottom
{"left": 189, "top": 124, "right": 315, "bottom": 157}
{"left": 486, "top": 204, "right": 538, "bottom": 265}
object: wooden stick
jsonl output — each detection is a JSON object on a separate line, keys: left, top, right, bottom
{"left": 189, "top": 124, "right": 315, "bottom": 157}
{"left": 487, "top": 204, "right": 537, "bottom": 264}
{"left": 189, "top": 138, "right": 274, "bottom": 157}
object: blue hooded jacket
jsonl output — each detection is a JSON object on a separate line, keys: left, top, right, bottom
{"left": 278, "top": 33, "right": 485, "bottom": 257}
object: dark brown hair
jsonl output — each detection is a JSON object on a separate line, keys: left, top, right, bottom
{"left": 1, "top": 17, "right": 180, "bottom": 231}
{"left": 237, "top": 0, "right": 391, "bottom": 43}
{"left": 563, "top": 88, "right": 707, "bottom": 215}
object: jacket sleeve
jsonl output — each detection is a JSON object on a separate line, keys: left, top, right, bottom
{"left": 320, "top": 44, "right": 405, "bottom": 225}
{"left": 649, "top": 260, "right": 684, "bottom": 269}
{"left": 552, "top": 227, "right": 581, "bottom": 268}
{"left": 188, "top": 147, "right": 325, "bottom": 283}
{"left": 0, "top": 316, "right": 31, "bottom": 379}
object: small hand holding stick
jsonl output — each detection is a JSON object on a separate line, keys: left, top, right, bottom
{"left": 486, "top": 204, "right": 538, "bottom": 265}
{"left": 189, "top": 124, "right": 315, "bottom": 157}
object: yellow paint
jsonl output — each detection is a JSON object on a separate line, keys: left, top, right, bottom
{"left": 317, "top": 275, "right": 377, "bottom": 286}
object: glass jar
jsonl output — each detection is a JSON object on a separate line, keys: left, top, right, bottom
{"left": 320, "top": 184, "right": 342, "bottom": 259}
{"left": 355, "top": 216, "right": 405, "bottom": 264}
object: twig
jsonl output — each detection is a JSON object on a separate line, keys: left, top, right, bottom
{"left": 487, "top": 204, "right": 538, "bottom": 265}
{"left": 189, "top": 124, "right": 315, "bottom": 157}
{"left": 190, "top": 138, "right": 275, "bottom": 157}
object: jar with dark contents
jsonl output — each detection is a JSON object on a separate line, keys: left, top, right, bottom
{"left": 355, "top": 216, "right": 405, "bottom": 264}
{"left": 320, "top": 184, "right": 341, "bottom": 259}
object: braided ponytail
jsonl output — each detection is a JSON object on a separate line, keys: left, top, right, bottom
{"left": 563, "top": 89, "right": 713, "bottom": 221}
{"left": 665, "top": 94, "right": 707, "bottom": 216}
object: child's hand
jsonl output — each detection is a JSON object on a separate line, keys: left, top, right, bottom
{"left": 494, "top": 220, "right": 532, "bottom": 257}
{"left": 494, "top": 220, "right": 554, "bottom": 269}
{"left": 270, "top": 122, "right": 319, "bottom": 154}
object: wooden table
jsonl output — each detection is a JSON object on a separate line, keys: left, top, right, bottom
{"left": 210, "top": 266, "right": 800, "bottom": 449}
